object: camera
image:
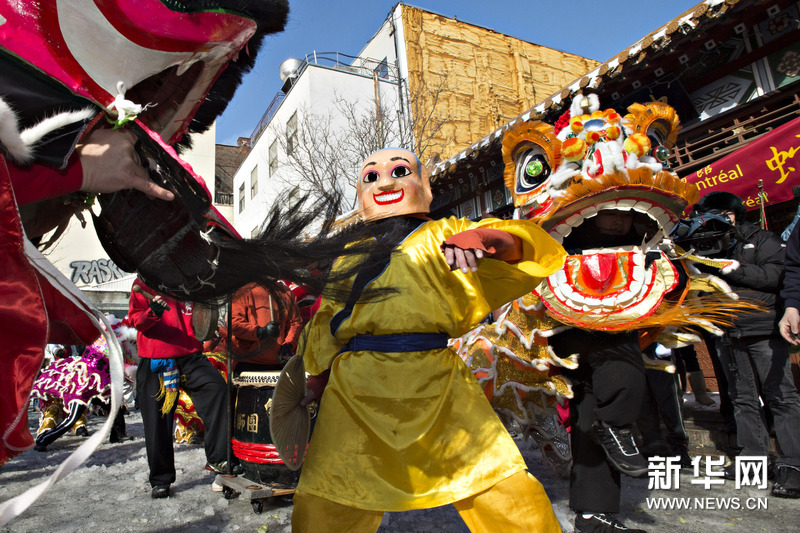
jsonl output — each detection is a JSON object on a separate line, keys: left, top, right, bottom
{"left": 257, "top": 321, "right": 281, "bottom": 339}
{"left": 671, "top": 209, "right": 734, "bottom": 258}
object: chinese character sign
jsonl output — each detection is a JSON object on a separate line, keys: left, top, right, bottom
{"left": 648, "top": 456, "right": 682, "bottom": 490}
{"left": 683, "top": 116, "right": 800, "bottom": 210}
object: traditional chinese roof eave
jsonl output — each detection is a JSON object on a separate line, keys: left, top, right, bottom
{"left": 430, "top": 0, "right": 731, "bottom": 183}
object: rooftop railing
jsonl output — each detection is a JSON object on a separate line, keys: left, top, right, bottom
{"left": 249, "top": 52, "right": 399, "bottom": 144}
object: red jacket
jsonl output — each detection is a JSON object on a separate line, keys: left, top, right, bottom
{"left": 230, "top": 282, "right": 303, "bottom": 366}
{"left": 128, "top": 279, "right": 202, "bottom": 359}
{"left": 8, "top": 160, "right": 84, "bottom": 206}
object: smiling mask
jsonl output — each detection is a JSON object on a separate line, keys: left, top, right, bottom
{"left": 357, "top": 148, "right": 433, "bottom": 222}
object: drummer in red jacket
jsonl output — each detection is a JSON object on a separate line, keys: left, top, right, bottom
{"left": 229, "top": 281, "right": 304, "bottom": 372}
{"left": 128, "top": 277, "right": 232, "bottom": 499}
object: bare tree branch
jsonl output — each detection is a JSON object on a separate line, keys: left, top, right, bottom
{"left": 266, "top": 76, "right": 453, "bottom": 214}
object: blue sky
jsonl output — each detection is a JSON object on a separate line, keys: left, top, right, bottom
{"left": 216, "top": 0, "right": 703, "bottom": 145}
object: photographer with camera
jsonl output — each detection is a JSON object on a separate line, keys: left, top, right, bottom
{"left": 691, "top": 191, "right": 800, "bottom": 498}
{"left": 230, "top": 281, "right": 304, "bottom": 372}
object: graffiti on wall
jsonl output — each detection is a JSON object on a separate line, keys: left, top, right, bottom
{"left": 70, "top": 258, "right": 128, "bottom": 285}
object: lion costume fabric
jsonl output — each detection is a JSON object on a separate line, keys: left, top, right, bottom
{"left": 453, "top": 95, "right": 758, "bottom": 472}
{"left": 0, "top": 0, "right": 288, "bottom": 522}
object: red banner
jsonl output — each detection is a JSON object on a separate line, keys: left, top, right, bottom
{"left": 682, "top": 116, "right": 800, "bottom": 211}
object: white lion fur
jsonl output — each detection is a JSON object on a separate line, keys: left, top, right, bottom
{"left": 0, "top": 96, "right": 95, "bottom": 164}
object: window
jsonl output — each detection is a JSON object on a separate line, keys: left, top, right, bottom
{"left": 250, "top": 165, "right": 258, "bottom": 198}
{"left": 375, "top": 57, "right": 389, "bottom": 79}
{"left": 269, "top": 139, "right": 278, "bottom": 176}
{"left": 251, "top": 226, "right": 260, "bottom": 238}
{"left": 238, "top": 183, "right": 245, "bottom": 213}
{"left": 286, "top": 111, "right": 298, "bottom": 155}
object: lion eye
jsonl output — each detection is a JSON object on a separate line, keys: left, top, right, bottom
{"left": 525, "top": 159, "right": 544, "bottom": 178}
{"left": 516, "top": 152, "right": 551, "bottom": 193}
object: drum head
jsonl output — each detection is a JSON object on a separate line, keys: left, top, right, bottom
{"left": 192, "top": 304, "right": 219, "bottom": 341}
{"left": 269, "top": 355, "right": 309, "bottom": 471}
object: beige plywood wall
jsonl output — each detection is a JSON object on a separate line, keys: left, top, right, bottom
{"left": 401, "top": 6, "right": 600, "bottom": 161}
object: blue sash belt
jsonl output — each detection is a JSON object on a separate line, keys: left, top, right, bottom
{"left": 337, "top": 333, "right": 449, "bottom": 354}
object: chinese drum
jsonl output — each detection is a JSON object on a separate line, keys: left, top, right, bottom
{"left": 231, "top": 371, "right": 299, "bottom": 486}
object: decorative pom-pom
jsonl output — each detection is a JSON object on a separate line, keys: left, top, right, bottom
{"left": 585, "top": 130, "right": 601, "bottom": 144}
{"left": 623, "top": 133, "right": 651, "bottom": 157}
{"left": 562, "top": 137, "right": 588, "bottom": 161}
{"left": 569, "top": 117, "right": 584, "bottom": 133}
{"left": 606, "top": 125, "right": 621, "bottom": 140}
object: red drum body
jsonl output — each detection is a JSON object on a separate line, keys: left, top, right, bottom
{"left": 232, "top": 372, "right": 299, "bottom": 487}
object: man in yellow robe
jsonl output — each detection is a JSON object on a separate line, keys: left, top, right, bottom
{"left": 292, "top": 148, "right": 566, "bottom": 532}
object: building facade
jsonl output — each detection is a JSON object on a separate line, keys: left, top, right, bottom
{"left": 231, "top": 3, "right": 599, "bottom": 236}
{"left": 429, "top": 0, "right": 800, "bottom": 230}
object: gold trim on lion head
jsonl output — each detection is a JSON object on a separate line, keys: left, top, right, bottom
{"left": 501, "top": 97, "right": 702, "bottom": 331}
{"left": 503, "top": 98, "right": 698, "bottom": 243}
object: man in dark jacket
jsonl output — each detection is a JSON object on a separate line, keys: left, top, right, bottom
{"left": 780, "top": 223, "right": 800, "bottom": 346}
{"left": 694, "top": 192, "right": 800, "bottom": 498}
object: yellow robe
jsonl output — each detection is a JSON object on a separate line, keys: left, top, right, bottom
{"left": 298, "top": 216, "right": 566, "bottom": 511}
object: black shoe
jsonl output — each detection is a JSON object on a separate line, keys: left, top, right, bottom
{"left": 151, "top": 485, "right": 170, "bottom": 499}
{"left": 205, "top": 460, "right": 244, "bottom": 475}
{"left": 722, "top": 461, "right": 736, "bottom": 480}
{"left": 575, "top": 513, "right": 647, "bottom": 532}
{"left": 592, "top": 423, "right": 648, "bottom": 477}
{"left": 639, "top": 440, "right": 671, "bottom": 459}
{"left": 109, "top": 428, "right": 132, "bottom": 443}
{"left": 772, "top": 465, "right": 800, "bottom": 498}
{"left": 74, "top": 426, "right": 89, "bottom": 437}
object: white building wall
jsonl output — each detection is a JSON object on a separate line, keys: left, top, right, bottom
{"left": 181, "top": 122, "right": 216, "bottom": 201}
{"left": 232, "top": 64, "right": 403, "bottom": 238}
{"left": 357, "top": 17, "right": 397, "bottom": 71}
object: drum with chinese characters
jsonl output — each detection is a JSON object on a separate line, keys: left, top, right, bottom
{"left": 232, "top": 371, "right": 299, "bottom": 487}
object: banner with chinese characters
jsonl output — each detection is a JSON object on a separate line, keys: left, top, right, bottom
{"left": 682, "top": 116, "right": 800, "bottom": 211}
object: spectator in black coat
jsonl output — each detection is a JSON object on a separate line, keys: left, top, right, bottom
{"left": 693, "top": 192, "right": 800, "bottom": 498}
{"left": 780, "top": 223, "right": 800, "bottom": 346}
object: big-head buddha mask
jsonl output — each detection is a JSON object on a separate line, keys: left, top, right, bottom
{"left": 357, "top": 148, "right": 433, "bottom": 222}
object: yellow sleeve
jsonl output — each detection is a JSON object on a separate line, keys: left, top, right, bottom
{"left": 474, "top": 218, "right": 567, "bottom": 279}
{"left": 297, "top": 296, "right": 346, "bottom": 375}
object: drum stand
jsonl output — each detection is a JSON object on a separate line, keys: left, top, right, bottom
{"left": 216, "top": 302, "right": 296, "bottom": 514}
{"left": 213, "top": 474, "right": 295, "bottom": 514}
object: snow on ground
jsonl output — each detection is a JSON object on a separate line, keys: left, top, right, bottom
{"left": 1, "top": 405, "right": 796, "bottom": 532}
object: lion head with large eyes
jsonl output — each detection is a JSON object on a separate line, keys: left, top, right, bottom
{"left": 503, "top": 96, "right": 701, "bottom": 331}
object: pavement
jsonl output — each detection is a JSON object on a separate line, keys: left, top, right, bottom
{"left": 1, "top": 393, "right": 797, "bottom": 532}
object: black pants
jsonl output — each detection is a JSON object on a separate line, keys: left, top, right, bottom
{"left": 703, "top": 335, "right": 735, "bottom": 425}
{"left": 137, "top": 353, "right": 228, "bottom": 487}
{"left": 554, "top": 330, "right": 646, "bottom": 513}
{"left": 715, "top": 335, "right": 800, "bottom": 466}
{"left": 638, "top": 366, "right": 688, "bottom": 453}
